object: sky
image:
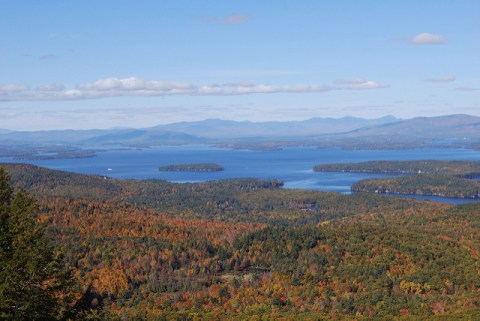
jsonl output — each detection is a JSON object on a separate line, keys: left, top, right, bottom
{"left": 0, "top": 0, "right": 479, "bottom": 131}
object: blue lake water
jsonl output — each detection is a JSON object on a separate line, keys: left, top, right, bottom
{"left": 2, "top": 146, "right": 480, "bottom": 204}
{"left": 380, "top": 193, "right": 480, "bottom": 205}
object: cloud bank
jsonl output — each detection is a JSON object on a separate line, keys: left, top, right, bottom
{"left": 335, "top": 79, "right": 389, "bottom": 90}
{"left": 0, "top": 77, "right": 388, "bottom": 102}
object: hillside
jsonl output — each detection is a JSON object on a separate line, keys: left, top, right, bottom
{"left": 1, "top": 163, "right": 480, "bottom": 320}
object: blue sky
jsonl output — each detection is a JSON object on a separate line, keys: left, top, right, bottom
{"left": 0, "top": 0, "right": 479, "bottom": 130}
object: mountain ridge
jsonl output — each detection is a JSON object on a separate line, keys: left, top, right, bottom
{"left": 0, "top": 114, "right": 478, "bottom": 151}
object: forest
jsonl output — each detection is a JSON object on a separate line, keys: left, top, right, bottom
{"left": 314, "top": 160, "right": 480, "bottom": 175}
{"left": 315, "top": 160, "right": 480, "bottom": 199}
{"left": 1, "top": 162, "right": 480, "bottom": 320}
{"left": 352, "top": 174, "right": 480, "bottom": 199}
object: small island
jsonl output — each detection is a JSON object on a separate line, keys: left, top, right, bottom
{"left": 159, "top": 163, "right": 224, "bottom": 172}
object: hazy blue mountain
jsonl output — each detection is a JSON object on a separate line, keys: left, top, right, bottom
{"left": 0, "top": 115, "right": 478, "bottom": 150}
{"left": 84, "top": 129, "right": 207, "bottom": 145}
{"left": 342, "top": 114, "right": 480, "bottom": 140}
{"left": 85, "top": 129, "right": 148, "bottom": 143}
{"left": 0, "top": 116, "right": 399, "bottom": 144}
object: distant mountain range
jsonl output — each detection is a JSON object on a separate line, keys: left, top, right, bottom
{"left": 0, "top": 115, "right": 399, "bottom": 144}
{"left": 0, "top": 114, "right": 479, "bottom": 150}
{"left": 151, "top": 115, "right": 400, "bottom": 138}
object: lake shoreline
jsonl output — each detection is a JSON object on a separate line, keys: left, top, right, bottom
{"left": 1, "top": 146, "right": 479, "bottom": 205}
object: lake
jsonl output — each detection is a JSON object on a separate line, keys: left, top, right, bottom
{"left": 2, "top": 145, "right": 480, "bottom": 204}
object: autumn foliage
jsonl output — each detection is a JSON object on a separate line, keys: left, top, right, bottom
{"left": 2, "top": 163, "right": 480, "bottom": 320}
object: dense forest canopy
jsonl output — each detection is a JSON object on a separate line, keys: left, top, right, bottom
{"left": 1, "top": 163, "right": 480, "bottom": 320}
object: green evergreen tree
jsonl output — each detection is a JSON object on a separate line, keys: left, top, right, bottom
{"left": 0, "top": 168, "right": 73, "bottom": 320}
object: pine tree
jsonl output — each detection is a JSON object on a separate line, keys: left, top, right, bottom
{"left": 0, "top": 168, "right": 73, "bottom": 320}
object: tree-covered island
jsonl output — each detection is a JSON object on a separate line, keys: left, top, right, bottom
{"left": 314, "top": 160, "right": 480, "bottom": 176}
{"left": 159, "top": 163, "right": 224, "bottom": 172}
{"left": 315, "top": 160, "right": 480, "bottom": 199}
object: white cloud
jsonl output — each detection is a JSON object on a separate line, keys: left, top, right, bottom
{"left": 410, "top": 32, "right": 447, "bottom": 44}
{"left": 335, "top": 79, "right": 389, "bottom": 90}
{"left": 424, "top": 75, "right": 455, "bottom": 83}
{"left": 0, "top": 77, "right": 388, "bottom": 101}
{"left": 83, "top": 77, "right": 194, "bottom": 92}
{"left": 83, "top": 77, "right": 125, "bottom": 91}
{"left": 197, "top": 83, "right": 331, "bottom": 95}
{"left": 64, "top": 89, "right": 83, "bottom": 98}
